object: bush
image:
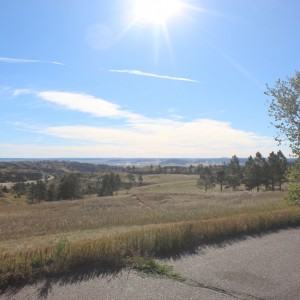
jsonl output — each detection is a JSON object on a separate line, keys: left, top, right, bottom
{"left": 284, "top": 183, "right": 300, "bottom": 205}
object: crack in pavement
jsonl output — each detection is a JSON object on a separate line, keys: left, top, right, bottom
{"left": 181, "top": 278, "right": 265, "bottom": 300}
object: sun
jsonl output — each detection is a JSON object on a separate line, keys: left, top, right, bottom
{"left": 133, "top": 0, "right": 183, "bottom": 25}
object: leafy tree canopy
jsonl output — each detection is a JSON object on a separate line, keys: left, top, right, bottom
{"left": 265, "top": 71, "right": 300, "bottom": 155}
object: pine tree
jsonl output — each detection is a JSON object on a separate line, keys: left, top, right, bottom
{"left": 226, "top": 155, "right": 241, "bottom": 190}
{"left": 198, "top": 166, "right": 215, "bottom": 192}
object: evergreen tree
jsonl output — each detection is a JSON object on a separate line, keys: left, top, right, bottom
{"left": 58, "top": 173, "right": 81, "bottom": 200}
{"left": 198, "top": 166, "right": 215, "bottom": 192}
{"left": 46, "top": 182, "right": 57, "bottom": 201}
{"left": 128, "top": 173, "right": 135, "bottom": 184}
{"left": 226, "top": 155, "right": 241, "bottom": 190}
{"left": 98, "top": 173, "right": 122, "bottom": 196}
{"left": 138, "top": 174, "right": 143, "bottom": 186}
{"left": 253, "top": 152, "right": 267, "bottom": 191}
{"left": 243, "top": 156, "right": 256, "bottom": 191}
{"left": 35, "top": 180, "right": 47, "bottom": 203}
{"left": 13, "top": 182, "right": 26, "bottom": 196}
{"left": 26, "top": 180, "right": 47, "bottom": 203}
{"left": 276, "top": 150, "right": 288, "bottom": 190}
{"left": 216, "top": 168, "right": 226, "bottom": 191}
{"left": 114, "top": 174, "right": 121, "bottom": 194}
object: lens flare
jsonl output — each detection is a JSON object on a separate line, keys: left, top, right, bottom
{"left": 134, "top": 0, "right": 183, "bottom": 25}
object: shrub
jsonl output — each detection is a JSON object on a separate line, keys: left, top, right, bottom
{"left": 284, "top": 183, "right": 300, "bottom": 205}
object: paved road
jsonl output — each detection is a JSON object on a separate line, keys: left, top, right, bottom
{"left": 1, "top": 228, "right": 299, "bottom": 300}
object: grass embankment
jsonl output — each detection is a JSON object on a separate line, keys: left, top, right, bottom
{"left": 0, "top": 174, "right": 299, "bottom": 288}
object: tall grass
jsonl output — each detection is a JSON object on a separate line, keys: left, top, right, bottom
{"left": 1, "top": 206, "right": 299, "bottom": 288}
{"left": 0, "top": 189, "right": 286, "bottom": 242}
{"left": 0, "top": 175, "right": 298, "bottom": 287}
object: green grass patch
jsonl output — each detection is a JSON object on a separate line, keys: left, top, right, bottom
{"left": 133, "top": 257, "right": 185, "bottom": 282}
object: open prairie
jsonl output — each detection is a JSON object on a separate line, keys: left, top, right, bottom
{"left": 0, "top": 174, "right": 291, "bottom": 253}
{"left": 0, "top": 173, "right": 299, "bottom": 288}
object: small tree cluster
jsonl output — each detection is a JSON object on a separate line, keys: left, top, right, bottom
{"left": 97, "top": 173, "right": 121, "bottom": 197}
{"left": 58, "top": 173, "right": 81, "bottom": 200}
{"left": 197, "top": 166, "right": 215, "bottom": 192}
{"left": 27, "top": 180, "right": 47, "bottom": 203}
{"left": 26, "top": 173, "right": 82, "bottom": 203}
{"left": 197, "top": 151, "right": 288, "bottom": 192}
{"left": 243, "top": 151, "right": 287, "bottom": 191}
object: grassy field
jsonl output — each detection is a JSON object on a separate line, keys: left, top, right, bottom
{"left": 0, "top": 173, "right": 299, "bottom": 287}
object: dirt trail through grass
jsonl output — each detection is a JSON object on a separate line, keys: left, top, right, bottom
{"left": 132, "top": 194, "right": 154, "bottom": 210}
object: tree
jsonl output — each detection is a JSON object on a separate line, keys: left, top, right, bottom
{"left": 216, "top": 169, "right": 226, "bottom": 191}
{"left": 276, "top": 150, "right": 288, "bottom": 190}
{"left": 138, "top": 174, "right": 143, "bottom": 186}
{"left": 266, "top": 71, "right": 300, "bottom": 155}
{"left": 156, "top": 165, "right": 162, "bottom": 173}
{"left": 98, "top": 174, "right": 114, "bottom": 196}
{"left": 198, "top": 166, "right": 215, "bottom": 192}
{"left": 125, "top": 182, "right": 132, "bottom": 193}
{"left": 284, "top": 159, "right": 300, "bottom": 205}
{"left": 266, "top": 72, "right": 298, "bottom": 203}
{"left": 13, "top": 182, "right": 26, "bottom": 196}
{"left": 2, "top": 185, "right": 8, "bottom": 193}
{"left": 226, "top": 155, "right": 241, "bottom": 190}
{"left": 46, "top": 182, "right": 57, "bottom": 201}
{"left": 98, "top": 173, "right": 121, "bottom": 197}
{"left": 268, "top": 151, "right": 288, "bottom": 191}
{"left": 150, "top": 164, "right": 153, "bottom": 174}
{"left": 114, "top": 174, "right": 121, "bottom": 194}
{"left": 35, "top": 180, "right": 47, "bottom": 203}
{"left": 243, "top": 156, "right": 256, "bottom": 191}
{"left": 253, "top": 152, "right": 267, "bottom": 191}
{"left": 58, "top": 173, "right": 81, "bottom": 200}
{"left": 128, "top": 173, "right": 135, "bottom": 185}
{"left": 26, "top": 180, "right": 47, "bottom": 203}
{"left": 26, "top": 183, "right": 36, "bottom": 203}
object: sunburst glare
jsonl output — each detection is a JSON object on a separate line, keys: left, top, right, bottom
{"left": 133, "top": 0, "right": 184, "bottom": 25}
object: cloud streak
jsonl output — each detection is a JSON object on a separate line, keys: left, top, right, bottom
{"left": 8, "top": 89, "right": 284, "bottom": 158}
{"left": 37, "top": 91, "right": 143, "bottom": 122}
{"left": 0, "top": 57, "right": 64, "bottom": 65}
{"left": 108, "top": 69, "right": 199, "bottom": 83}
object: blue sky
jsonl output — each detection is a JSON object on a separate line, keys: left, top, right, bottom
{"left": 0, "top": 0, "right": 299, "bottom": 158}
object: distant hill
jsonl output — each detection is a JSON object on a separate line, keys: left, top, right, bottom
{"left": 0, "top": 157, "right": 296, "bottom": 167}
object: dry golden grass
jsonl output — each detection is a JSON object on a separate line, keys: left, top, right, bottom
{"left": 0, "top": 174, "right": 287, "bottom": 251}
{"left": 0, "top": 173, "right": 299, "bottom": 288}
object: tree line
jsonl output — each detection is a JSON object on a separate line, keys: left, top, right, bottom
{"left": 0, "top": 170, "right": 43, "bottom": 183}
{"left": 197, "top": 151, "right": 288, "bottom": 192}
{"left": 3, "top": 150, "right": 288, "bottom": 203}
{"left": 21, "top": 172, "right": 144, "bottom": 203}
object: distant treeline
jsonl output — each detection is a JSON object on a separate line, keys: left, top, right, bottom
{"left": 0, "top": 160, "right": 125, "bottom": 183}
{"left": 4, "top": 172, "right": 141, "bottom": 203}
{"left": 0, "top": 151, "right": 291, "bottom": 202}
{"left": 0, "top": 170, "right": 43, "bottom": 183}
{"left": 196, "top": 151, "right": 288, "bottom": 192}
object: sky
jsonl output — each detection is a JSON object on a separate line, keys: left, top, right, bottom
{"left": 0, "top": 0, "right": 299, "bottom": 158}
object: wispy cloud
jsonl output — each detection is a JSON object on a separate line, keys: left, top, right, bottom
{"left": 108, "top": 69, "right": 199, "bottom": 83}
{"left": 9, "top": 89, "right": 284, "bottom": 158}
{"left": 13, "top": 89, "right": 34, "bottom": 96}
{"left": 42, "top": 121, "right": 277, "bottom": 155}
{"left": 0, "top": 57, "right": 64, "bottom": 65}
{"left": 37, "top": 91, "right": 143, "bottom": 121}
{"left": 3, "top": 120, "right": 281, "bottom": 158}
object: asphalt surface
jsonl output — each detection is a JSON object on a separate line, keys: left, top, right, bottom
{"left": 1, "top": 228, "right": 299, "bottom": 300}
